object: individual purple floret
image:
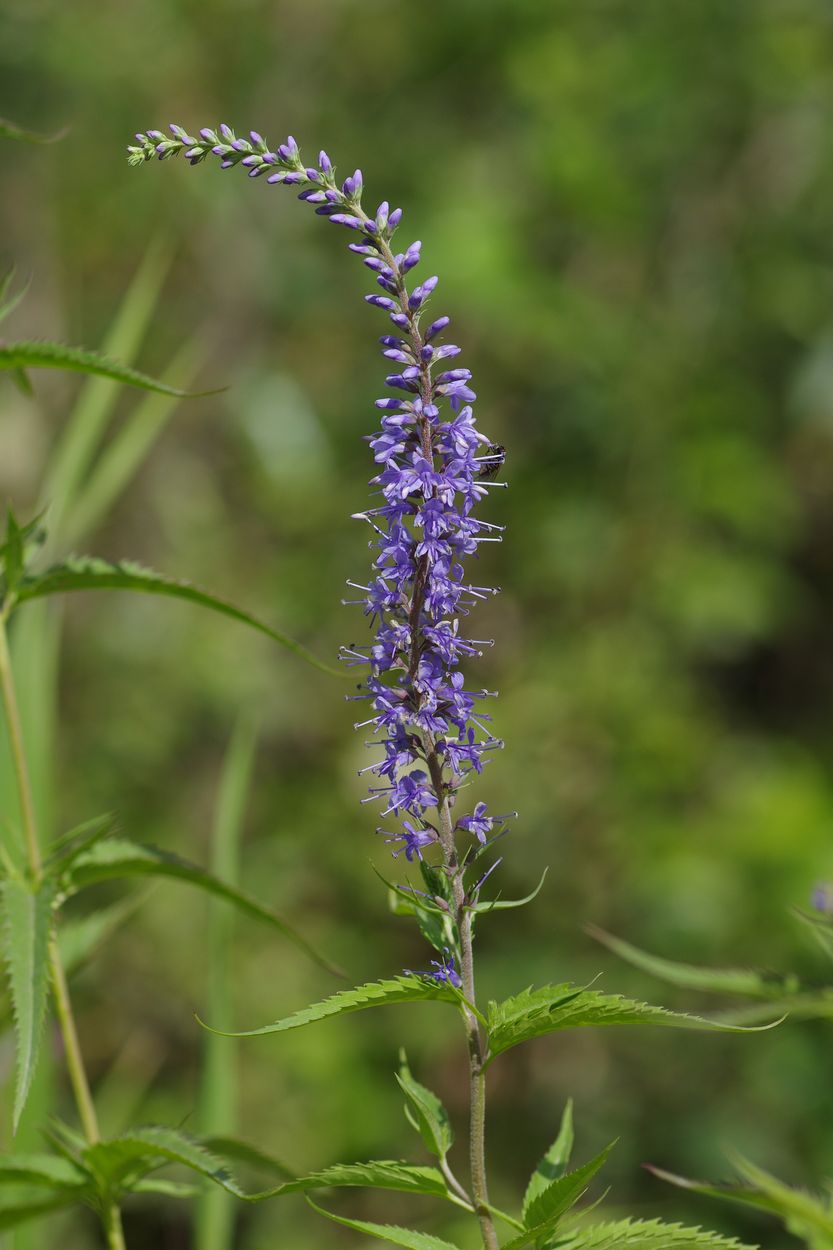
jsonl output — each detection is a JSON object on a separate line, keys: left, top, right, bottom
{"left": 127, "top": 123, "right": 513, "bottom": 893}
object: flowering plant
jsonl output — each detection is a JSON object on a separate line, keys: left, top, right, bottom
{"left": 0, "top": 114, "right": 774, "bottom": 1250}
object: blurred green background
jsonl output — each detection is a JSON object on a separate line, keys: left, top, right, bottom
{"left": 3, "top": 0, "right": 833, "bottom": 1246}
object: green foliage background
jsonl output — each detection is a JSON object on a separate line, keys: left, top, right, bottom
{"left": 3, "top": 0, "right": 833, "bottom": 1246}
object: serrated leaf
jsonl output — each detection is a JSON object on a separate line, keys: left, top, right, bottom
{"left": 485, "top": 983, "right": 774, "bottom": 1062}
{"left": 0, "top": 341, "right": 215, "bottom": 397}
{"left": 84, "top": 1126, "right": 247, "bottom": 1199}
{"left": 556, "top": 1218, "right": 756, "bottom": 1250}
{"left": 523, "top": 1099, "right": 574, "bottom": 1219}
{"left": 307, "top": 1198, "right": 463, "bottom": 1249}
{"left": 509, "top": 1142, "right": 615, "bottom": 1249}
{"left": 62, "top": 836, "right": 339, "bottom": 975}
{"left": 587, "top": 927, "right": 797, "bottom": 998}
{"left": 650, "top": 1158, "right": 833, "bottom": 1249}
{"left": 275, "top": 1160, "right": 447, "bottom": 1198}
{"left": 200, "top": 975, "right": 461, "bottom": 1038}
{"left": 0, "top": 116, "right": 65, "bottom": 144}
{"left": 14, "top": 555, "right": 342, "bottom": 677}
{"left": 1, "top": 877, "right": 55, "bottom": 1130}
{"left": 396, "top": 1051, "right": 454, "bottom": 1161}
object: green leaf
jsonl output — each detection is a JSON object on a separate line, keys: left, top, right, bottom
{"left": 396, "top": 1050, "right": 454, "bottom": 1162}
{"left": 200, "top": 975, "right": 461, "bottom": 1038}
{"left": 275, "top": 1160, "right": 447, "bottom": 1199}
{"left": 200, "top": 1136, "right": 295, "bottom": 1183}
{"left": 62, "top": 836, "right": 340, "bottom": 976}
{"left": 508, "top": 1143, "right": 615, "bottom": 1250}
{"left": 1, "top": 877, "right": 55, "bottom": 1130}
{"left": 471, "top": 868, "right": 548, "bottom": 915}
{"left": 15, "top": 556, "right": 342, "bottom": 678}
{"left": 0, "top": 1189, "right": 82, "bottom": 1230}
{"left": 46, "top": 812, "right": 119, "bottom": 872}
{"left": 0, "top": 1154, "right": 88, "bottom": 1190}
{"left": 307, "top": 1198, "right": 464, "bottom": 1249}
{"left": 556, "top": 1218, "right": 756, "bottom": 1250}
{"left": 0, "top": 116, "right": 65, "bottom": 144}
{"left": 485, "top": 983, "right": 773, "bottom": 1061}
{"left": 587, "top": 926, "right": 798, "bottom": 998}
{"left": 0, "top": 341, "right": 216, "bottom": 398}
{"left": 650, "top": 1157, "right": 833, "bottom": 1249}
{"left": 84, "top": 1126, "right": 247, "bottom": 1199}
{"left": 523, "top": 1099, "right": 574, "bottom": 1219}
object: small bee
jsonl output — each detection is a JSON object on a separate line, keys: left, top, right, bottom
{"left": 476, "top": 444, "right": 506, "bottom": 481}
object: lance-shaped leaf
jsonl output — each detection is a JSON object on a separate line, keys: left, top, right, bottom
{"left": 396, "top": 1051, "right": 454, "bottom": 1162}
{"left": 0, "top": 341, "right": 216, "bottom": 398}
{"left": 62, "top": 837, "right": 340, "bottom": 976}
{"left": 272, "top": 1160, "right": 447, "bottom": 1199}
{"left": 0, "top": 1154, "right": 90, "bottom": 1191}
{"left": 199, "top": 976, "right": 461, "bottom": 1039}
{"left": 46, "top": 813, "right": 119, "bottom": 873}
{"left": 1, "top": 876, "right": 55, "bottom": 1130}
{"left": 307, "top": 1199, "right": 464, "bottom": 1249}
{"left": 14, "top": 556, "right": 341, "bottom": 677}
{"left": 523, "top": 1099, "right": 574, "bottom": 1220}
{"left": 505, "top": 1143, "right": 615, "bottom": 1250}
{"left": 649, "top": 1157, "right": 833, "bottom": 1246}
{"left": 472, "top": 869, "right": 549, "bottom": 915}
{"left": 84, "top": 1126, "right": 248, "bottom": 1199}
{"left": 587, "top": 926, "right": 799, "bottom": 998}
{"left": 556, "top": 1219, "right": 756, "bottom": 1250}
{"left": 485, "top": 983, "right": 774, "bottom": 1062}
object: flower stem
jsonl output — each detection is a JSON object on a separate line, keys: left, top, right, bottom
{"left": 434, "top": 763, "right": 499, "bottom": 1250}
{"left": 0, "top": 609, "right": 126, "bottom": 1250}
{"left": 366, "top": 230, "right": 500, "bottom": 1250}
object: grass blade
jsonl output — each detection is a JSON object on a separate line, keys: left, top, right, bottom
{"left": 195, "top": 716, "right": 257, "bottom": 1250}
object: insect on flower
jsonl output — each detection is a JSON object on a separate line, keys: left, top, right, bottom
{"left": 476, "top": 444, "right": 506, "bottom": 481}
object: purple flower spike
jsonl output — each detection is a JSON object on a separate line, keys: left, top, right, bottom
{"left": 127, "top": 120, "right": 510, "bottom": 951}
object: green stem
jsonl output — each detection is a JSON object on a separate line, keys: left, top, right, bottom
{"left": 0, "top": 608, "right": 126, "bottom": 1250}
